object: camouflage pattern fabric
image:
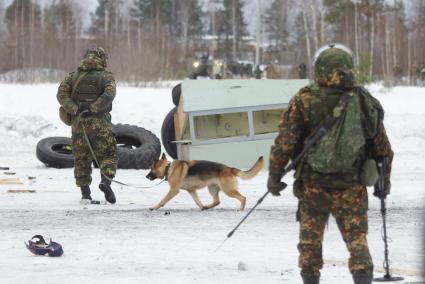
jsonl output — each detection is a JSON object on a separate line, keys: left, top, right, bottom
{"left": 56, "top": 48, "right": 118, "bottom": 188}
{"left": 268, "top": 69, "right": 393, "bottom": 277}
{"left": 314, "top": 47, "right": 354, "bottom": 89}
{"left": 296, "top": 181, "right": 373, "bottom": 277}
{"left": 72, "top": 116, "right": 117, "bottom": 187}
{"left": 305, "top": 90, "right": 366, "bottom": 175}
{"left": 57, "top": 73, "right": 79, "bottom": 116}
{"left": 269, "top": 82, "right": 393, "bottom": 188}
{"left": 57, "top": 54, "right": 116, "bottom": 116}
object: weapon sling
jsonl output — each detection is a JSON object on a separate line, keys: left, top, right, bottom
{"left": 59, "top": 71, "right": 88, "bottom": 126}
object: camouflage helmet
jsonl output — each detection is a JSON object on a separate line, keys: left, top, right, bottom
{"left": 85, "top": 47, "right": 108, "bottom": 60}
{"left": 313, "top": 43, "right": 354, "bottom": 86}
{"left": 84, "top": 47, "right": 108, "bottom": 67}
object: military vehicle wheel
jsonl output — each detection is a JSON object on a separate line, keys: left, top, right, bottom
{"left": 171, "top": 83, "right": 181, "bottom": 106}
{"left": 161, "top": 107, "right": 178, "bottom": 159}
{"left": 113, "top": 124, "right": 161, "bottom": 169}
{"left": 36, "top": 137, "right": 74, "bottom": 168}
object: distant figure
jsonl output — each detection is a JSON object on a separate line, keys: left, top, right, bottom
{"left": 393, "top": 65, "right": 403, "bottom": 85}
{"left": 212, "top": 60, "right": 223, "bottom": 79}
{"left": 254, "top": 65, "right": 262, "bottom": 79}
{"left": 410, "top": 65, "right": 420, "bottom": 85}
{"left": 298, "top": 63, "right": 307, "bottom": 79}
{"left": 57, "top": 47, "right": 117, "bottom": 204}
{"left": 419, "top": 62, "right": 425, "bottom": 86}
{"left": 266, "top": 62, "right": 280, "bottom": 79}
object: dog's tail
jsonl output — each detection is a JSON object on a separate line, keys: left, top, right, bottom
{"left": 234, "top": 156, "right": 264, "bottom": 180}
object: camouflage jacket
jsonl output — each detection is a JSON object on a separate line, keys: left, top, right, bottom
{"left": 57, "top": 55, "right": 116, "bottom": 116}
{"left": 269, "top": 84, "right": 393, "bottom": 188}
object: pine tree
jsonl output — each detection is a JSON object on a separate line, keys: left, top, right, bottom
{"left": 130, "top": 0, "right": 172, "bottom": 33}
{"left": 264, "top": 0, "right": 289, "bottom": 47}
{"left": 0, "top": 0, "right": 6, "bottom": 40}
{"left": 322, "top": 0, "right": 350, "bottom": 36}
{"left": 43, "top": 2, "right": 60, "bottom": 68}
{"left": 216, "top": 0, "right": 247, "bottom": 61}
{"left": 43, "top": 0, "right": 78, "bottom": 70}
{"left": 186, "top": 0, "right": 204, "bottom": 38}
{"left": 176, "top": 0, "right": 204, "bottom": 56}
{"left": 292, "top": 11, "right": 307, "bottom": 63}
{"left": 5, "top": 0, "right": 41, "bottom": 69}
{"left": 91, "top": 0, "right": 124, "bottom": 36}
{"left": 0, "top": 0, "right": 5, "bottom": 33}
{"left": 0, "top": 0, "right": 7, "bottom": 73}
{"left": 416, "top": 0, "right": 425, "bottom": 66}
{"left": 45, "top": 0, "right": 77, "bottom": 37}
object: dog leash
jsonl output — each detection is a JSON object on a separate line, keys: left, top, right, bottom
{"left": 76, "top": 112, "right": 165, "bottom": 189}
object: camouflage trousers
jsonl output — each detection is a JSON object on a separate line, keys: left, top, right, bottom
{"left": 294, "top": 181, "right": 373, "bottom": 277}
{"left": 71, "top": 116, "right": 117, "bottom": 187}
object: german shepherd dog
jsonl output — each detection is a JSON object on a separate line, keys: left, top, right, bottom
{"left": 146, "top": 154, "right": 264, "bottom": 211}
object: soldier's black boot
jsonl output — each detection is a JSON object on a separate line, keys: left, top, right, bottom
{"left": 301, "top": 275, "right": 320, "bottom": 284}
{"left": 99, "top": 175, "right": 116, "bottom": 204}
{"left": 352, "top": 274, "right": 372, "bottom": 284}
{"left": 80, "top": 186, "right": 92, "bottom": 200}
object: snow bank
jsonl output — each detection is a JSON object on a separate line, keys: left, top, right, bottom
{"left": 368, "top": 84, "right": 425, "bottom": 175}
{"left": 0, "top": 83, "right": 174, "bottom": 157}
{"left": 0, "top": 68, "right": 68, "bottom": 84}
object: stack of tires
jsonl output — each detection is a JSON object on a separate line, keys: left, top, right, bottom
{"left": 36, "top": 124, "right": 161, "bottom": 169}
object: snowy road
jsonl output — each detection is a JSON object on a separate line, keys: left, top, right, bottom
{"left": 0, "top": 169, "right": 423, "bottom": 284}
{"left": 0, "top": 83, "right": 424, "bottom": 283}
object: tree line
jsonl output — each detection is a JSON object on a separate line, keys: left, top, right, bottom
{"left": 265, "top": 0, "right": 425, "bottom": 85}
{"left": 0, "top": 0, "right": 423, "bottom": 85}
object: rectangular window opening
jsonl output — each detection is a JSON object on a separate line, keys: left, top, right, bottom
{"left": 193, "top": 112, "right": 249, "bottom": 140}
{"left": 253, "top": 109, "right": 284, "bottom": 135}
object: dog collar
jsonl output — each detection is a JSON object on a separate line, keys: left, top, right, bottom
{"left": 163, "top": 163, "right": 171, "bottom": 180}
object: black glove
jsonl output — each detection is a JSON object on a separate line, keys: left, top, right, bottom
{"left": 373, "top": 189, "right": 387, "bottom": 199}
{"left": 373, "top": 178, "right": 390, "bottom": 199}
{"left": 267, "top": 173, "right": 287, "bottom": 196}
{"left": 373, "top": 156, "right": 391, "bottom": 199}
{"left": 78, "top": 105, "right": 92, "bottom": 117}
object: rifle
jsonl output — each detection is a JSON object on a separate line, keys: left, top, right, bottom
{"left": 374, "top": 157, "right": 403, "bottom": 282}
{"left": 214, "top": 128, "right": 327, "bottom": 252}
{"left": 214, "top": 92, "right": 353, "bottom": 252}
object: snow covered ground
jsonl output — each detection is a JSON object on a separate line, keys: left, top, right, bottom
{"left": 0, "top": 82, "right": 423, "bottom": 284}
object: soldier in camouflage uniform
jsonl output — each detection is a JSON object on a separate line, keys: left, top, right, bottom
{"left": 57, "top": 47, "right": 117, "bottom": 204}
{"left": 267, "top": 44, "right": 393, "bottom": 284}
{"left": 298, "top": 63, "right": 307, "bottom": 79}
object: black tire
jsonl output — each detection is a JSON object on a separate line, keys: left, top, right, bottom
{"left": 113, "top": 124, "right": 161, "bottom": 169}
{"left": 171, "top": 83, "right": 181, "bottom": 106}
{"left": 161, "top": 107, "right": 178, "bottom": 159}
{"left": 36, "top": 137, "right": 74, "bottom": 168}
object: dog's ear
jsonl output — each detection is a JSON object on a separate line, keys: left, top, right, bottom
{"left": 161, "top": 153, "right": 166, "bottom": 160}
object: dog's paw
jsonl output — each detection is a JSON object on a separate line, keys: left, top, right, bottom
{"left": 149, "top": 207, "right": 156, "bottom": 211}
{"left": 201, "top": 206, "right": 209, "bottom": 211}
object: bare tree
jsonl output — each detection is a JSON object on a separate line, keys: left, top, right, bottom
{"left": 354, "top": 0, "right": 359, "bottom": 66}
{"left": 302, "top": 0, "right": 312, "bottom": 78}
{"left": 310, "top": 0, "right": 319, "bottom": 51}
